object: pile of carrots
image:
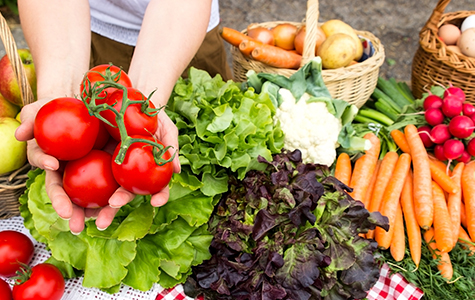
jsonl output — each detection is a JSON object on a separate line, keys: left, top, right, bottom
{"left": 334, "top": 124, "right": 475, "bottom": 282}
{"left": 220, "top": 26, "right": 303, "bottom": 69}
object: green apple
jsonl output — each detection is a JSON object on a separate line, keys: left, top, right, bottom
{"left": 0, "top": 92, "right": 20, "bottom": 118}
{"left": 0, "top": 49, "right": 37, "bottom": 107}
{"left": 0, "top": 117, "right": 27, "bottom": 174}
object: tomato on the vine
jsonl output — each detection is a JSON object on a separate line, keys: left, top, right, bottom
{"left": 93, "top": 121, "right": 111, "bottom": 150}
{"left": 81, "top": 64, "right": 133, "bottom": 104}
{"left": 101, "top": 87, "right": 159, "bottom": 141}
{"left": 12, "top": 263, "right": 65, "bottom": 300}
{"left": 0, "top": 231, "right": 34, "bottom": 277}
{"left": 63, "top": 149, "right": 119, "bottom": 208}
{"left": 0, "top": 277, "right": 12, "bottom": 300}
{"left": 34, "top": 97, "right": 100, "bottom": 161}
{"left": 111, "top": 135, "right": 173, "bottom": 195}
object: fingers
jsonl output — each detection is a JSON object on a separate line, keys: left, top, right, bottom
{"left": 26, "top": 140, "right": 59, "bottom": 170}
{"left": 45, "top": 170, "right": 73, "bottom": 220}
{"left": 95, "top": 187, "right": 136, "bottom": 230}
{"left": 150, "top": 185, "right": 170, "bottom": 207}
{"left": 156, "top": 111, "right": 181, "bottom": 173}
{"left": 69, "top": 204, "right": 85, "bottom": 235}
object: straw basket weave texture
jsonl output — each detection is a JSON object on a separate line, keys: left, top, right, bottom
{"left": 411, "top": 0, "right": 475, "bottom": 103}
{"left": 0, "top": 11, "right": 35, "bottom": 219}
{"left": 231, "top": 0, "right": 385, "bottom": 108}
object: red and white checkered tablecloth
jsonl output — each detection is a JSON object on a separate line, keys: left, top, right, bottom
{"left": 156, "top": 263, "right": 423, "bottom": 300}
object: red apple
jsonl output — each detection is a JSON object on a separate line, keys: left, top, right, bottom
{"left": 0, "top": 49, "right": 37, "bottom": 107}
{"left": 0, "top": 92, "right": 20, "bottom": 118}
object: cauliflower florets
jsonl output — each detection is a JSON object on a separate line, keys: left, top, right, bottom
{"left": 275, "top": 89, "right": 342, "bottom": 166}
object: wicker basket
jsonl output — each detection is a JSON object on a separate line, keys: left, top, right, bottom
{"left": 0, "top": 11, "right": 35, "bottom": 219}
{"left": 411, "top": 0, "right": 475, "bottom": 103}
{"left": 231, "top": 0, "right": 385, "bottom": 108}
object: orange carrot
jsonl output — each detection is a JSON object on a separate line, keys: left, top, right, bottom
{"left": 423, "top": 227, "right": 453, "bottom": 281}
{"left": 364, "top": 159, "right": 382, "bottom": 211}
{"left": 458, "top": 226, "right": 475, "bottom": 255}
{"left": 334, "top": 152, "right": 352, "bottom": 186}
{"left": 220, "top": 27, "right": 255, "bottom": 47}
{"left": 447, "top": 162, "right": 464, "bottom": 248}
{"left": 349, "top": 133, "right": 381, "bottom": 207}
{"left": 428, "top": 155, "right": 450, "bottom": 175}
{"left": 404, "top": 124, "right": 433, "bottom": 230}
{"left": 390, "top": 129, "right": 411, "bottom": 153}
{"left": 366, "top": 152, "right": 398, "bottom": 240}
{"left": 374, "top": 153, "right": 411, "bottom": 249}
{"left": 390, "top": 203, "right": 405, "bottom": 262}
{"left": 400, "top": 169, "right": 421, "bottom": 267}
{"left": 239, "top": 39, "right": 263, "bottom": 56}
{"left": 462, "top": 161, "right": 475, "bottom": 240}
{"left": 461, "top": 203, "right": 468, "bottom": 229}
{"left": 429, "top": 159, "right": 459, "bottom": 194}
{"left": 251, "top": 44, "right": 302, "bottom": 69}
{"left": 432, "top": 181, "right": 454, "bottom": 253}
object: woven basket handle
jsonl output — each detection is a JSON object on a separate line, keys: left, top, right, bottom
{"left": 422, "top": 0, "right": 451, "bottom": 33}
{"left": 301, "top": 0, "right": 319, "bottom": 66}
{"left": 0, "top": 12, "right": 35, "bottom": 106}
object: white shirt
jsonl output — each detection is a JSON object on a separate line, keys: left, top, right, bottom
{"left": 89, "top": 0, "right": 220, "bottom": 46}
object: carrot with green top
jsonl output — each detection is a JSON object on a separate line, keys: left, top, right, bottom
{"left": 462, "top": 161, "right": 475, "bottom": 241}
{"left": 400, "top": 169, "right": 421, "bottom": 268}
{"left": 390, "top": 129, "right": 411, "bottom": 153}
{"left": 404, "top": 124, "right": 433, "bottom": 230}
{"left": 334, "top": 152, "right": 352, "bottom": 186}
{"left": 424, "top": 227, "right": 453, "bottom": 281}
{"left": 390, "top": 203, "right": 405, "bottom": 262}
{"left": 458, "top": 226, "right": 475, "bottom": 255}
{"left": 374, "top": 152, "right": 411, "bottom": 249}
{"left": 432, "top": 181, "right": 454, "bottom": 253}
{"left": 447, "top": 162, "right": 464, "bottom": 248}
{"left": 349, "top": 133, "right": 381, "bottom": 208}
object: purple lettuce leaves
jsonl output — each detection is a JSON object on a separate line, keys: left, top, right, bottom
{"left": 185, "top": 149, "right": 389, "bottom": 300}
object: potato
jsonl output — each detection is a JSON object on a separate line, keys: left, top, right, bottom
{"left": 317, "top": 33, "right": 356, "bottom": 69}
{"left": 321, "top": 19, "right": 363, "bottom": 61}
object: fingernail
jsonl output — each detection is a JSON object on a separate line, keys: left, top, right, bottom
{"left": 109, "top": 204, "right": 121, "bottom": 209}
{"left": 96, "top": 226, "right": 107, "bottom": 231}
{"left": 59, "top": 216, "right": 71, "bottom": 221}
{"left": 44, "top": 164, "right": 56, "bottom": 171}
{"left": 70, "top": 230, "right": 81, "bottom": 236}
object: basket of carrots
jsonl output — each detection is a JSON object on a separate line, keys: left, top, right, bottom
{"left": 222, "top": 0, "right": 385, "bottom": 108}
{"left": 0, "top": 11, "right": 35, "bottom": 219}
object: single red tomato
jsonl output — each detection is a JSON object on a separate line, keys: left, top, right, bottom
{"left": 80, "top": 64, "right": 133, "bottom": 103}
{"left": 12, "top": 263, "right": 64, "bottom": 300}
{"left": 92, "top": 121, "right": 111, "bottom": 150}
{"left": 0, "top": 231, "right": 34, "bottom": 277}
{"left": 0, "top": 277, "right": 12, "bottom": 299}
{"left": 63, "top": 149, "right": 119, "bottom": 208}
{"left": 34, "top": 97, "right": 100, "bottom": 161}
{"left": 101, "top": 87, "right": 159, "bottom": 141}
{"left": 111, "top": 135, "right": 173, "bottom": 195}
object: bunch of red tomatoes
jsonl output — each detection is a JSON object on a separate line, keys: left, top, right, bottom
{"left": 0, "top": 230, "right": 64, "bottom": 300}
{"left": 33, "top": 65, "right": 174, "bottom": 209}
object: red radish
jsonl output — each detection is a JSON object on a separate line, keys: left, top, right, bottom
{"left": 425, "top": 108, "right": 445, "bottom": 126}
{"left": 441, "top": 95, "right": 463, "bottom": 118}
{"left": 444, "top": 85, "right": 466, "bottom": 103}
{"left": 463, "top": 103, "right": 475, "bottom": 116}
{"left": 434, "top": 144, "right": 447, "bottom": 161}
{"left": 457, "top": 150, "right": 471, "bottom": 163}
{"left": 418, "top": 125, "right": 434, "bottom": 148}
{"left": 423, "top": 94, "right": 443, "bottom": 110}
{"left": 443, "top": 139, "right": 465, "bottom": 160}
{"left": 448, "top": 115, "right": 475, "bottom": 139}
{"left": 467, "top": 138, "right": 475, "bottom": 157}
{"left": 430, "top": 124, "right": 452, "bottom": 144}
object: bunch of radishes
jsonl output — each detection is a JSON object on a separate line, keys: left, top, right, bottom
{"left": 418, "top": 85, "right": 475, "bottom": 164}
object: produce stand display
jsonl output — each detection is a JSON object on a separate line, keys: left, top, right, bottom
{"left": 1, "top": 1, "right": 475, "bottom": 300}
